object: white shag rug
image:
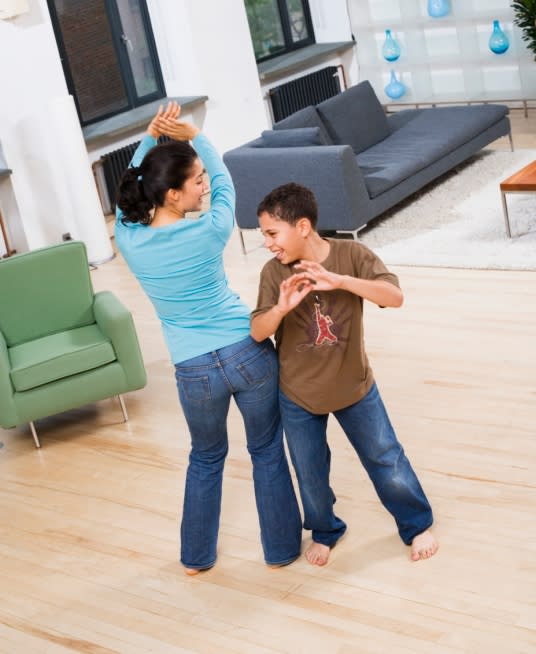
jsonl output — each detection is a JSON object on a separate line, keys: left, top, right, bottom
{"left": 358, "top": 148, "right": 536, "bottom": 271}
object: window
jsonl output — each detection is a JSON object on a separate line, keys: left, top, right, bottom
{"left": 47, "top": 0, "right": 165, "bottom": 126}
{"left": 245, "top": 0, "right": 315, "bottom": 62}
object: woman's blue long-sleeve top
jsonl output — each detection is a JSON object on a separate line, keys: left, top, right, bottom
{"left": 115, "top": 133, "right": 250, "bottom": 364}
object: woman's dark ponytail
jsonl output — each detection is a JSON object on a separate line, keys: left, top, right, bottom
{"left": 116, "top": 166, "right": 154, "bottom": 224}
{"left": 116, "top": 141, "right": 199, "bottom": 224}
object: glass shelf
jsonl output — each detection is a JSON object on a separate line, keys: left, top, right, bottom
{"left": 352, "top": 2, "right": 534, "bottom": 109}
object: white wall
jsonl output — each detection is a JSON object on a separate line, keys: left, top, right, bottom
{"left": 147, "top": 0, "right": 268, "bottom": 153}
{"left": 0, "top": 0, "right": 112, "bottom": 261}
{"left": 310, "top": 0, "right": 354, "bottom": 44}
{"left": 0, "top": 0, "right": 66, "bottom": 127}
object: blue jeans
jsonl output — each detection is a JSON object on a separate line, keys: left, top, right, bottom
{"left": 175, "top": 336, "right": 302, "bottom": 569}
{"left": 279, "top": 382, "right": 433, "bottom": 546}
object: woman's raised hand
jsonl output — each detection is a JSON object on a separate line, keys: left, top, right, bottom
{"left": 156, "top": 116, "right": 200, "bottom": 142}
{"left": 146, "top": 101, "right": 181, "bottom": 138}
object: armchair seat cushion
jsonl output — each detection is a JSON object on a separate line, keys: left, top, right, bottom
{"left": 9, "top": 324, "right": 116, "bottom": 392}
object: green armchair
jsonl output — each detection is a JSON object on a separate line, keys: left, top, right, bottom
{"left": 0, "top": 241, "right": 147, "bottom": 447}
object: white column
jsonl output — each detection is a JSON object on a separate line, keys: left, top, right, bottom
{"left": 4, "top": 95, "right": 113, "bottom": 264}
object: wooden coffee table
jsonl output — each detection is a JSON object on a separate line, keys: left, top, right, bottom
{"left": 500, "top": 159, "right": 536, "bottom": 238}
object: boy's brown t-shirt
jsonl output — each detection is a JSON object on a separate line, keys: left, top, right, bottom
{"left": 252, "top": 239, "right": 399, "bottom": 414}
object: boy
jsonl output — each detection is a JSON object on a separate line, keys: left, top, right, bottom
{"left": 251, "top": 183, "right": 438, "bottom": 566}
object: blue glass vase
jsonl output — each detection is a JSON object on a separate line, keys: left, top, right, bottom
{"left": 427, "top": 0, "right": 450, "bottom": 18}
{"left": 384, "top": 70, "right": 405, "bottom": 100}
{"left": 489, "top": 20, "right": 509, "bottom": 55}
{"left": 382, "top": 29, "right": 400, "bottom": 62}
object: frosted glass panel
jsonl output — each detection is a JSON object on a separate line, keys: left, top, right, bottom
{"left": 482, "top": 66, "right": 521, "bottom": 93}
{"left": 424, "top": 28, "right": 460, "bottom": 58}
{"left": 369, "top": 0, "right": 401, "bottom": 22}
{"left": 431, "top": 69, "right": 464, "bottom": 94}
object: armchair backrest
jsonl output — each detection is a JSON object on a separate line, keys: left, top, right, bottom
{"left": 0, "top": 241, "right": 95, "bottom": 347}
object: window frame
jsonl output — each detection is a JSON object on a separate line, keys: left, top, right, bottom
{"left": 247, "top": 0, "right": 315, "bottom": 64}
{"left": 47, "top": 0, "right": 166, "bottom": 127}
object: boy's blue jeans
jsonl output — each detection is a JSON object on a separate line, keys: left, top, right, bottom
{"left": 174, "top": 336, "right": 302, "bottom": 570}
{"left": 279, "top": 382, "right": 433, "bottom": 547}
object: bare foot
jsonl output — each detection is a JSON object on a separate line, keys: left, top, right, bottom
{"left": 184, "top": 567, "right": 201, "bottom": 576}
{"left": 410, "top": 529, "right": 438, "bottom": 561}
{"left": 305, "top": 541, "right": 331, "bottom": 566}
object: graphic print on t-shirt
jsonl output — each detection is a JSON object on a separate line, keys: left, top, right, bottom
{"left": 294, "top": 293, "right": 351, "bottom": 352}
{"left": 313, "top": 299, "right": 338, "bottom": 346}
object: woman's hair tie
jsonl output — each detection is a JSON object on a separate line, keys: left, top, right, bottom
{"left": 129, "top": 165, "right": 142, "bottom": 181}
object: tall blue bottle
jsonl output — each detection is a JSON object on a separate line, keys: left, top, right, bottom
{"left": 382, "top": 29, "right": 400, "bottom": 62}
{"left": 384, "top": 70, "right": 406, "bottom": 100}
{"left": 489, "top": 20, "right": 509, "bottom": 55}
{"left": 427, "top": 0, "right": 450, "bottom": 18}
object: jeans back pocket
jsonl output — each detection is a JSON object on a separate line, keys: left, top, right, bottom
{"left": 236, "top": 347, "right": 274, "bottom": 388}
{"left": 177, "top": 375, "right": 211, "bottom": 402}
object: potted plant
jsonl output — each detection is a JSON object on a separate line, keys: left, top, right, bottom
{"left": 512, "top": 0, "right": 536, "bottom": 61}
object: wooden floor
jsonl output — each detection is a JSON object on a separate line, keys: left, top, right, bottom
{"left": 1, "top": 110, "right": 536, "bottom": 654}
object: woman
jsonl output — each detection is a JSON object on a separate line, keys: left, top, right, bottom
{"left": 116, "top": 103, "right": 301, "bottom": 574}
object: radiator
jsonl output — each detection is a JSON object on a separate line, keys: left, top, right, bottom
{"left": 268, "top": 66, "right": 342, "bottom": 123}
{"left": 100, "top": 141, "right": 140, "bottom": 212}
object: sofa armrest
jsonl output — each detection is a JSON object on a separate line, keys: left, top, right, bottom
{"left": 0, "top": 329, "right": 17, "bottom": 428}
{"left": 223, "top": 144, "right": 373, "bottom": 232}
{"left": 93, "top": 291, "right": 147, "bottom": 390}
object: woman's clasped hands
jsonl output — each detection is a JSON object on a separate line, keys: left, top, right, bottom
{"left": 147, "top": 100, "right": 200, "bottom": 142}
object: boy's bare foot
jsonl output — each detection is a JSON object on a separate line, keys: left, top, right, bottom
{"left": 410, "top": 529, "right": 438, "bottom": 561}
{"left": 305, "top": 541, "right": 331, "bottom": 566}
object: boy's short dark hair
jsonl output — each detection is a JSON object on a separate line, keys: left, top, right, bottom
{"left": 257, "top": 182, "right": 318, "bottom": 228}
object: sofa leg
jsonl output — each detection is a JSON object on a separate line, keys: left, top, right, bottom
{"left": 238, "top": 229, "right": 246, "bottom": 255}
{"left": 118, "top": 394, "right": 129, "bottom": 422}
{"left": 29, "top": 421, "right": 41, "bottom": 449}
{"left": 508, "top": 131, "right": 514, "bottom": 152}
{"left": 337, "top": 228, "right": 360, "bottom": 241}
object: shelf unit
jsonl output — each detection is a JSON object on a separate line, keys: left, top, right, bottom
{"left": 350, "top": 0, "right": 536, "bottom": 110}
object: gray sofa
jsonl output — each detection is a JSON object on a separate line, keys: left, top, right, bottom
{"left": 223, "top": 80, "right": 512, "bottom": 253}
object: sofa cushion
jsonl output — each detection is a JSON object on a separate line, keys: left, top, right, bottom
{"left": 259, "top": 127, "right": 328, "bottom": 147}
{"left": 316, "top": 81, "right": 390, "bottom": 154}
{"left": 9, "top": 324, "right": 117, "bottom": 392}
{"left": 273, "top": 105, "right": 333, "bottom": 145}
{"left": 358, "top": 104, "right": 509, "bottom": 197}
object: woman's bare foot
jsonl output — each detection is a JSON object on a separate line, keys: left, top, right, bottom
{"left": 410, "top": 529, "right": 438, "bottom": 561}
{"left": 184, "top": 567, "right": 201, "bottom": 576}
{"left": 305, "top": 541, "right": 331, "bottom": 566}
{"left": 267, "top": 554, "right": 300, "bottom": 569}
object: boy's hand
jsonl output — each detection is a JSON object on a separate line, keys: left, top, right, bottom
{"left": 147, "top": 101, "right": 181, "bottom": 138}
{"left": 293, "top": 260, "right": 343, "bottom": 291}
{"left": 276, "top": 273, "right": 315, "bottom": 314}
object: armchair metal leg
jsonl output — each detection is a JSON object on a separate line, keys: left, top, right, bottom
{"left": 508, "top": 131, "right": 514, "bottom": 152}
{"left": 118, "top": 394, "right": 129, "bottom": 422}
{"left": 29, "top": 422, "right": 41, "bottom": 448}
